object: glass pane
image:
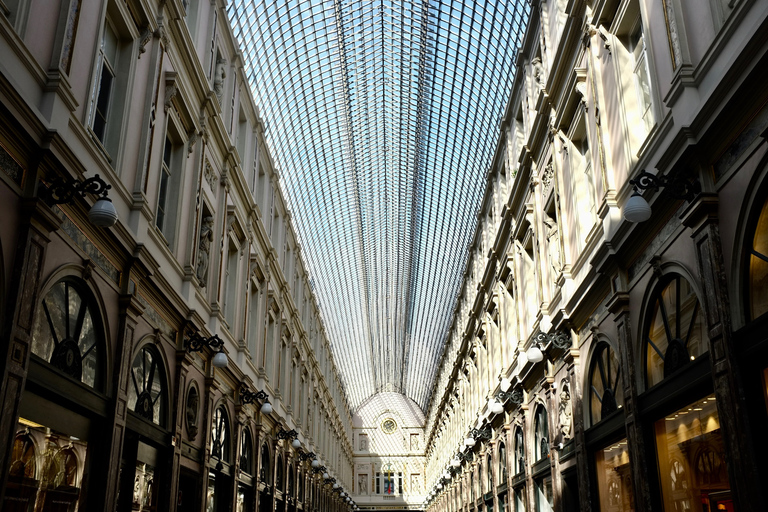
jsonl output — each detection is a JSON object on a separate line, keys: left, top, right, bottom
{"left": 750, "top": 196, "right": 768, "bottom": 319}
{"left": 595, "top": 439, "right": 634, "bottom": 511}
{"left": 4, "top": 418, "right": 88, "bottom": 511}
{"left": 132, "top": 462, "right": 158, "bottom": 511}
{"left": 654, "top": 395, "right": 731, "bottom": 512}
{"left": 206, "top": 474, "right": 216, "bottom": 512}
{"left": 536, "top": 477, "right": 553, "bottom": 512}
{"left": 79, "top": 308, "right": 97, "bottom": 389}
{"left": 646, "top": 277, "right": 707, "bottom": 387}
{"left": 514, "top": 487, "right": 526, "bottom": 512}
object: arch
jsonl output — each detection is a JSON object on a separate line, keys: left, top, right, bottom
{"left": 259, "top": 441, "right": 272, "bottom": 484}
{"left": 587, "top": 339, "right": 624, "bottom": 426}
{"left": 8, "top": 432, "right": 37, "bottom": 480}
{"left": 210, "top": 404, "right": 231, "bottom": 464}
{"left": 185, "top": 381, "right": 201, "bottom": 440}
{"left": 730, "top": 149, "right": 768, "bottom": 327}
{"left": 642, "top": 272, "right": 707, "bottom": 389}
{"left": 127, "top": 338, "right": 170, "bottom": 428}
{"left": 31, "top": 275, "right": 109, "bottom": 391}
{"left": 486, "top": 453, "right": 493, "bottom": 492}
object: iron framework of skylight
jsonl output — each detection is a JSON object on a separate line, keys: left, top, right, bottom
{"left": 228, "top": 0, "right": 530, "bottom": 412}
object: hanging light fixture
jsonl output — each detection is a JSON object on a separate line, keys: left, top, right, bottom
{"left": 526, "top": 343, "right": 544, "bottom": 363}
{"left": 622, "top": 169, "right": 701, "bottom": 223}
{"left": 185, "top": 332, "right": 228, "bottom": 368}
{"left": 42, "top": 174, "right": 118, "bottom": 227}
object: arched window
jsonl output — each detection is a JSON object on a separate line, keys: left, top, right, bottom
{"left": 9, "top": 434, "right": 36, "bottom": 479}
{"left": 514, "top": 428, "right": 525, "bottom": 475}
{"left": 127, "top": 345, "right": 167, "bottom": 427}
{"left": 240, "top": 428, "right": 253, "bottom": 475}
{"left": 288, "top": 465, "right": 294, "bottom": 496}
{"left": 589, "top": 342, "right": 624, "bottom": 424}
{"left": 298, "top": 470, "right": 304, "bottom": 502}
{"left": 498, "top": 442, "right": 507, "bottom": 484}
{"left": 210, "top": 406, "right": 230, "bottom": 463}
{"left": 260, "top": 443, "right": 271, "bottom": 484}
{"left": 486, "top": 454, "right": 493, "bottom": 491}
{"left": 276, "top": 455, "right": 284, "bottom": 491}
{"left": 645, "top": 274, "right": 707, "bottom": 387}
{"left": 32, "top": 279, "right": 104, "bottom": 389}
{"left": 534, "top": 406, "right": 549, "bottom": 461}
{"left": 748, "top": 193, "right": 768, "bottom": 320}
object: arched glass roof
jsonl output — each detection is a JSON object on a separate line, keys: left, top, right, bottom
{"left": 228, "top": 0, "right": 530, "bottom": 412}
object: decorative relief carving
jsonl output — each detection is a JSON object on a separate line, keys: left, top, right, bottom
{"left": 532, "top": 56, "right": 546, "bottom": 92}
{"left": 187, "top": 132, "right": 198, "bottom": 156}
{"left": 543, "top": 212, "right": 562, "bottom": 279}
{"left": 663, "top": 0, "right": 682, "bottom": 69}
{"left": 214, "top": 57, "right": 227, "bottom": 104}
{"left": 541, "top": 162, "right": 555, "bottom": 194}
{"left": 139, "top": 27, "right": 153, "bottom": 57}
{"left": 204, "top": 161, "right": 218, "bottom": 189}
{"left": 164, "top": 83, "right": 177, "bottom": 113}
{"left": 559, "top": 382, "right": 572, "bottom": 438}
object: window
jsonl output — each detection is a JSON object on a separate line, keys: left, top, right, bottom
{"left": 748, "top": 193, "right": 768, "bottom": 320}
{"left": 534, "top": 407, "right": 549, "bottom": 461}
{"left": 487, "top": 454, "right": 493, "bottom": 492}
{"left": 259, "top": 443, "right": 270, "bottom": 484}
{"left": 211, "top": 406, "right": 230, "bottom": 463}
{"left": 91, "top": 21, "right": 118, "bottom": 144}
{"left": 498, "top": 442, "right": 508, "bottom": 484}
{"left": 654, "top": 395, "right": 732, "bottom": 511}
{"left": 276, "top": 455, "right": 284, "bottom": 491}
{"left": 514, "top": 428, "right": 525, "bottom": 475}
{"left": 224, "top": 237, "right": 241, "bottom": 329}
{"left": 127, "top": 345, "right": 167, "bottom": 427}
{"left": 155, "top": 135, "right": 184, "bottom": 246}
{"left": 535, "top": 475, "right": 553, "bottom": 512}
{"left": 629, "top": 20, "right": 653, "bottom": 133}
{"left": 645, "top": 274, "right": 707, "bottom": 388}
{"left": 594, "top": 439, "right": 634, "bottom": 511}
{"left": 89, "top": 14, "right": 131, "bottom": 159}
{"left": 240, "top": 429, "right": 253, "bottom": 475}
{"left": 31, "top": 279, "right": 104, "bottom": 390}
{"left": 589, "top": 342, "right": 624, "bottom": 424}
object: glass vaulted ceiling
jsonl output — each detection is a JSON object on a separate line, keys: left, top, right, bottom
{"left": 228, "top": 0, "right": 530, "bottom": 412}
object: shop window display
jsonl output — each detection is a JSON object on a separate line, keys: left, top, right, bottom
{"left": 594, "top": 439, "right": 634, "bottom": 511}
{"left": 534, "top": 407, "right": 549, "bottom": 461}
{"left": 4, "top": 418, "right": 88, "bottom": 511}
{"left": 654, "top": 395, "right": 733, "bottom": 512}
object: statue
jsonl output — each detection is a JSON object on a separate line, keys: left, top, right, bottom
{"left": 543, "top": 214, "right": 562, "bottom": 279}
{"left": 532, "top": 57, "right": 546, "bottom": 91}
{"left": 214, "top": 57, "right": 226, "bottom": 104}
{"left": 196, "top": 216, "right": 214, "bottom": 285}
{"left": 358, "top": 474, "right": 368, "bottom": 494}
{"left": 559, "top": 385, "right": 572, "bottom": 438}
{"left": 186, "top": 386, "right": 199, "bottom": 440}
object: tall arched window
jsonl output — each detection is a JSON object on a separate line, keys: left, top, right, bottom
{"left": 645, "top": 274, "right": 707, "bottom": 387}
{"left": 240, "top": 428, "right": 253, "bottom": 475}
{"left": 514, "top": 428, "right": 525, "bottom": 475}
{"left": 498, "top": 442, "right": 507, "bottom": 484}
{"left": 210, "top": 406, "right": 230, "bottom": 463}
{"left": 287, "top": 465, "right": 294, "bottom": 497}
{"left": 534, "top": 406, "right": 549, "bottom": 461}
{"left": 32, "top": 279, "right": 104, "bottom": 389}
{"left": 276, "top": 455, "right": 284, "bottom": 491}
{"left": 486, "top": 454, "right": 493, "bottom": 491}
{"left": 589, "top": 342, "right": 624, "bottom": 425}
{"left": 748, "top": 193, "right": 768, "bottom": 320}
{"left": 127, "top": 345, "right": 168, "bottom": 427}
{"left": 259, "top": 443, "right": 271, "bottom": 484}
{"left": 298, "top": 470, "right": 304, "bottom": 502}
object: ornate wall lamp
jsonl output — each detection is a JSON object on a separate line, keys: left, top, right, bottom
{"left": 278, "top": 428, "right": 302, "bottom": 449}
{"left": 313, "top": 464, "right": 327, "bottom": 475}
{"left": 240, "top": 387, "right": 273, "bottom": 414}
{"left": 463, "top": 425, "right": 491, "bottom": 447}
{"left": 298, "top": 450, "right": 316, "bottom": 463}
{"left": 525, "top": 329, "right": 571, "bottom": 363}
{"left": 495, "top": 388, "right": 524, "bottom": 406}
{"left": 42, "top": 174, "right": 118, "bottom": 227}
{"left": 185, "top": 332, "right": 228, "bottom": 367}
{"left": 623, "top": 169, "right": 701, "bottom": 222}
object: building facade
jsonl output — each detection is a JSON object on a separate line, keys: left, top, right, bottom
{"left": 423, "top": 0, "right": 768, "bottom": 512}
{"left": 0, "top": 1, "right": 355, "bottom": 511}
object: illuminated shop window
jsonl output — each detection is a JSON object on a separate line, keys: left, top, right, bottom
{"left": 594, "top": 439, "right": 634, "bottom": 511}
{"left": 211, "top": 406, "right": 231, "bottom": 464}
{"left": 534, "top": 407, "right": 550, "bottom": 462}
{"left": 653, "top": 395, "right": 732, "bottom": 512}
{"left": 645, "top": 275, "right": 707, "bottom": 388}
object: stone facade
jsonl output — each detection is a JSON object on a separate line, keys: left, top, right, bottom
{"left": 423, "top": 1, "right": 768, "bottom": 512}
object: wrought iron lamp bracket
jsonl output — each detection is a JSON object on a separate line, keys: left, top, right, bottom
{"left": 629, "top": 169, "right": 701, "bottom": 202}
{"left": 42, "top": 174, "right": 112, "bottom": 205}
{"left": 240, "top": 388, "right": 268, "bottom": 404}
{"left": 185, "top": 332, "right": 225, "bottom": 353}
